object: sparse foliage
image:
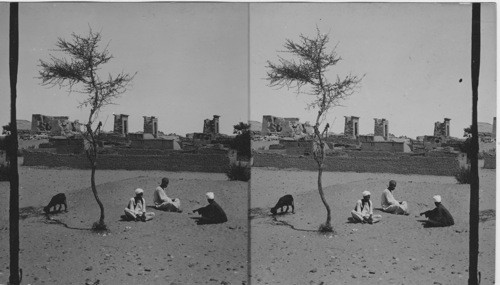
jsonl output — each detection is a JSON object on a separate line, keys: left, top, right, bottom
{"left": 226, "top": 164, "right": 251, "bottom": 182}
{"left": 39, "top": 28, "right": 135, "bottom": 229}
{"left": 454, "top": 166, "right": 471, "bottom": 184}
{"left": 266, "top": 28, "right": 362, "bottom": 232}
{"left": 0, "top": 165, "right": 9, "bottom": 181}
{"left": 231, "top": 122, "right": 251, "bottom": 159}
{"left": 233, "top": 122, "right": 250, "bottom": 135}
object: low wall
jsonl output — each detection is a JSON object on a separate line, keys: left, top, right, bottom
{"left": 360, "top": 141, "right": 407, "bottom": 152}
{"left": 23, "top": 151, "right": 230, "bottom": 173}
{"left": 253, "top": 153, "right": 460, "bottom": 176}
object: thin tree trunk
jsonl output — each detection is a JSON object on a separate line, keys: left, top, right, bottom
{"left": 469, "top": 3, "right": 480, "bottom": 285}
{"left": 8, "top": 3, "right": 21, "bottom": 284}
{"left": 317, "top": 164, "right": 331, "bottom": 228}
{"left": 90, "top": 163, "right": 105, "bottom": 224}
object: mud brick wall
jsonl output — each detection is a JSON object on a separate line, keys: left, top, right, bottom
{"left": 102, "top": 148, "right": 178, "bottom": 156}
{"left": 253, "top": 153, "right": 460, "bottom": 176}
{"left": 360, "top": 141, "right": 405, "bottom": 152}
{"left": 23, "top": 151, "right": 230, "bottom": 173}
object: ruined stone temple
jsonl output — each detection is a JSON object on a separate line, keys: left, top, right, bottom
{"left": 433, "top": 118, "right": 451, "bottom": 138}
{"left": 374, "top": 118, "right": 389, "bottom": 139}
{"left": 143, "top": 116, "right": 158, "bottom": 138}
{"left": 493, "top": 117, "right": 496, "bottom": 138}
{"left": 203, "top": 115, "right": 220, "bottom": 135}
{"left": 31, "top": 114, "right": 80, "bottom": 136}
{"left": 344, "top": 116, "right": 360, "bottom": 138}
{"left": 113, "top": 114, "right": 129, "bottom": 137}
{"left": 260, "top": 115, "right": 311, "bottom": 137}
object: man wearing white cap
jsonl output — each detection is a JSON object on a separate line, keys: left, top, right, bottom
{"left": 419, "top": 195, "right": 454, "bottom": 227}
{"left": 351, "top": 191, "right": 381, "bottom": 224}
{"left": 124, "top": 188, "right": 155, "bottom": 222}
{"left": 381, "top": 180, "right": 409, "bottom": 215}
{"left": 193, "top": 192, "right": 228, "bottom": 224}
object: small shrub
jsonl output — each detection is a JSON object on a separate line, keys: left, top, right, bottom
{"left": 226, "top": 164, "right": 251, "bottom": 182}
{"left": 91, "top": 220, "right": 108, "bottom": 232}
{"left": 318, "top": 223, "right": 334, "bottom": 233}
{"left": 0, "top": 165, "right": 9, "bottom": 181}
{"left": 454, "top": 166, "right": 471, "bottom": 184}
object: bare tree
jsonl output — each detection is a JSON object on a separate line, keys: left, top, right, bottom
{"left": 266, "top": 28, "right": 362, "bottom": 232}
{"left": 39, "top": 29, "right": 136, "bottom": 230}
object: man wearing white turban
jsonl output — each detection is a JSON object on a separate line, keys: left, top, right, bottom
{"left": 193, "top": 192, "right": 228, "bottom": 224}
{"left": 351, "top": 191, "right": 381, "bottom": 224}
{"left": 419, "top": 195, "right": 454, "bottom": 227}
{"left": 124, "top": 188, "right": 155, "bottom": 221}
{"left": 381, "top": 180, "right": 409, "bottom": 215}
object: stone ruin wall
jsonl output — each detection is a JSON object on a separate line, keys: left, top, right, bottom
{"left": 113, "top": 114, "right": 129, "bottom": 136}
{"left": 203, "top": 115, "right": 220, "bottom": 135}
{"left": 374, "top": 118, "right": 388, "bottom": 138}
{"left": 344, "top": 116, "right": 359, "bottom": 138}
{"left": 261, "top": 115, "right": 310, "bottom": 137}
{"left": 23, "top": 151, "right": 230, "bottom": 173}
{"left": 434, "top": 118, "right": 450, "bottom": 137}
{"left": 31, "top": 114, "right": 80, "bottom": 137}
{"left": 253, "top": 152, "right": 460, "bottom": 176}
{"left": 493, "top": 117, "right": 496, "bottom": 138}
{"left": 143, "top": 116, "right": 158, "bottom": 137}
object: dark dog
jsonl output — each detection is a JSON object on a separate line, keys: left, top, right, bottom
{"left": 43, "top": 193, "right": 67, "bottom": 213}
{"left": 270, "top": 194, "right": 294, "bottom": 215}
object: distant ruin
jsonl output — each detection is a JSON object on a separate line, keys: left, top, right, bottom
{"left": 261, "top": 115, "right": 312, "bottom": 137}
{"left": 493, "top": 117, "right": 496, "bottom": 138}
{"left": 113, "top": 114, "right": 129, "bottom": 137}
{"left": 203, "top": 115, "right": 220, "bottom": 136}
{"left": 344, "top": 116, "right": 359, "bottom": 138}
{"left": 143, "top": 116, "right": 158, "bottom": 138}
{"left": 434, "top": 118, "right": 451, "bottom": 138}
{"left": 31, "top": 114, "right": 80, "bottom": 136}
{"left": 374, "top": 118, "right": 389, "bottom": 139}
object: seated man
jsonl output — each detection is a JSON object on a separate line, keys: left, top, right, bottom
{"left": 351, "top": 191, "right": 381, "bottom": 224}
{"left": 381, "top": 180, "right": 409, "bottom": 215}
{"left": 420, "top": 195, "right": 454, "bottom": 227}
{"left": 193, "top": 192, "right": 228, "bottom": 224}
{"left": 153, "top": 177, "right": 181, "bottom": 212}
{"left": 124, "top": 188, "right": 155, "bottom": 222}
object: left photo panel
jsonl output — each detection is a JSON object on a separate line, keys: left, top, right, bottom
{"left": 0, "top": 2, "right": 249, "bottom": 284}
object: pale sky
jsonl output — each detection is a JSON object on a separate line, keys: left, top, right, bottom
{"left": 0, "top": 3, "right": 249, "bottom": 136}
{"left": 0, "top": 3, "right": 496, "bottom": 139}
{"left": 250, "top": 3, "right": 496, "bottom": 138}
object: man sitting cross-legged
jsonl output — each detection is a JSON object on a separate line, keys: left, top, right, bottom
{"left": 381, "top": 180, "right": 409, "bottom": 215}
{"left": 420, "top": 195, "right": 454, "bottom": 227}
{"left": 124, "top": 188, "right": 155, "bottom": 222}
{"left": 351, "top": 191, "right": 381, "bottom": 224}
{"left": 153, "top": 177, "right": 182, "bottom": 212}
{"left": 193, "top": 192, "right": 228, "bottom": 224}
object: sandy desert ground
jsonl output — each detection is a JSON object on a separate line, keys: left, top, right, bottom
{"left": 250, "top": 166, "right": 495, "bottom": 285}
{"left": 0, "top": 163, "right": 248, "bottom": 285}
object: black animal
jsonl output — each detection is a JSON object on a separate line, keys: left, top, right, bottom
{"left": 270, "top": 194, "right": 294, "bottom": 215}
{"left": 43, "top": 193, "right": 67, "bottom": 213}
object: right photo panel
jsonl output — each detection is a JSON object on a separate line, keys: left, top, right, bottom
{"left": 249, "top": 3, "right": 496, "bottom": 284}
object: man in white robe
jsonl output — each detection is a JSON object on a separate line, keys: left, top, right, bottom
{"left": 381, "top": 180, "right": 409, "bottom": 215}
{"left": 124, "top": 188, "right": 155, "bottom": 221}
{"left": 153, "top": 177, "right": 181, "bottom": 212}
{"left": 351, "top": 191, "right": 381, "bottom": 224}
